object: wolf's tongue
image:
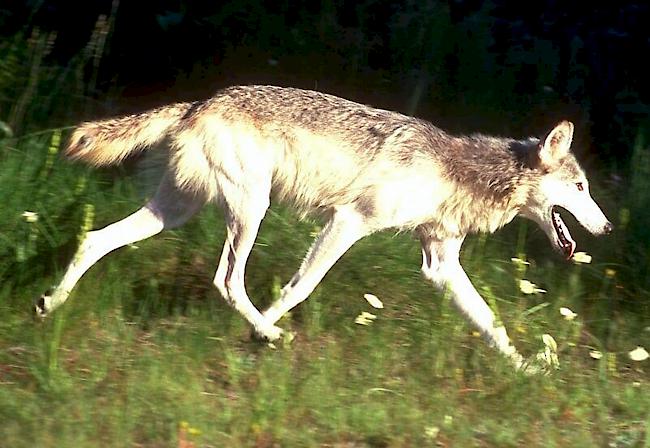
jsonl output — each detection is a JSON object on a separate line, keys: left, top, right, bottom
{"left": 552, "top": 210, "right": 576, "bottom": 259}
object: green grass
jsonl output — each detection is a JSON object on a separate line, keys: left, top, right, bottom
{"left": 0, "top": 132, "right": 648, "bottom": 447}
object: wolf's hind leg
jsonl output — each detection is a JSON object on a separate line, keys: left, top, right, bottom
{"left": 36, "top": 175, "right": 203, "bottom": 317}
{"left": 419, "top": 234, "right": 525, "bottom": 370}
{"left": 212, "top": 182, "right": 286, "bottom": 341}
{"left": 262, "top": 205, "right": 371, "bottom": 325}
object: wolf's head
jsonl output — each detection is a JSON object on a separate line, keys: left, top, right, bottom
{"left": 520, "top": 121, "right": 612, "bottom": 259}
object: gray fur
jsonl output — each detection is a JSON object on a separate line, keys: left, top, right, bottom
{"left": 40, "top": 85, "right": 612, "bottom": 372}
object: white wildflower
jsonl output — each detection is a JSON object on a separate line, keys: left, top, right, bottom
{"left": 510, "top": 257, "right": 530, "bottom": 266}
{"left": 355, "top": 311, "right": 376, "bottom": 326}
{"left": 542, "top": 334, "right": 558, "bottom": 352}
{"left": 628, "top": 346, "right": 649, "bottom": 362}
{"left": 519, "top": 279, "right": 546, "bottom": 294}
{"left": 559, "top": 307, "right": 577, "bottom": 321}
{"left": 363, "top": 293, "right": 384, "bottom": 309}
{"left": 572, "top": 252, "right": 592, "bottom": 264}
{"left": 537, "top": 334, "right": 559, "bottom": 369}
{"left": 424, "top": 426, "right": 440, "bottom": 440}
{"left": 21, "top": 211, "right": 39, "bottom": 223}
{"left": 589, "top": 350, "right": 603, "bottom": 360}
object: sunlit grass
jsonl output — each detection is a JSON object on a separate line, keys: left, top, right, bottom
{"left": 0, "top": 131, "right": 648, "bottom": 447}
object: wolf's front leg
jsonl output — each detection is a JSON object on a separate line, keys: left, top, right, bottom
{"left": 419, "top": 234, "right": 525, "bottom": 370}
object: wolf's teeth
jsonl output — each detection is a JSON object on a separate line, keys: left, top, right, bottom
{"left": 551, "top": 207, "right": 576, "bottom": 258}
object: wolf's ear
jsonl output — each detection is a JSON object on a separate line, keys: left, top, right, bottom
{"left": 539, "top": 121, "right": 574, "bottom": 168}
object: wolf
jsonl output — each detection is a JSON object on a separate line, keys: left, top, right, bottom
{"left": 36, "top": 85, "right": 612, "bottom": 369}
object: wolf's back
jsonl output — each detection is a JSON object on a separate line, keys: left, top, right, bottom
{"left": 65, "top": 102, "right": 193, "bottom": 166}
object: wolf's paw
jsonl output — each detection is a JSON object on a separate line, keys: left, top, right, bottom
{"left": 253, "top": 324, "right": 285, "bottom": 342}
{"left": 34, "top": 294, "right": 52, "bottom": 319}
{"left": 251, "top": 325, "right": 296, "bottom": 348}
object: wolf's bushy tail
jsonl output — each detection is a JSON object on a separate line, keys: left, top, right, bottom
{"left": 65, "top": 102, "right": 193, "bottom": 166}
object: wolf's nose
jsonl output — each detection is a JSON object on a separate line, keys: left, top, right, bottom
{"left": 604, "top": 222, "right": 613, "bottom": 234}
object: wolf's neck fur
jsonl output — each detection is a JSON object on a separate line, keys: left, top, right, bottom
{"left": 438, "top": 133, "right": 538, "bottom": 200}
{"left": 426, "top": 131, "right": 539, "bottom": 234}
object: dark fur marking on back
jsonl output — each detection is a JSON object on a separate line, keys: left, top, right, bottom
{"left": 509, "top": 138, "right": 541, "bottom": 169}
{"left": 354, "top": 195, "right": 376, "bottom": 218}
{"left": 182, "top": 100, "right": 206, "bottom": 121}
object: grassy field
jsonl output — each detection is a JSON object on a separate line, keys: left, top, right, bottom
{"left": 0, "top": 129, "right": 648, "bottom": 447}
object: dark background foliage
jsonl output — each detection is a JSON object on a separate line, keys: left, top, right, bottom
{"left": 0, "top": 5, "right": 648, "bottom": 445}
{"left": 1, "top": 0, "right": 648, "bottom": 166}
{"left": 1, "top": 1, "right": 649, "bottom": 293}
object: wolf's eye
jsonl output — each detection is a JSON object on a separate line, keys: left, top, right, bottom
{"left": 78, "top": 135, "right": 92, "bottom": 147}
{"left": 576, "top": 182, "right": 584, "bottom": 191}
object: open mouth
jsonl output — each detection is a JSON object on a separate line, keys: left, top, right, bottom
{"left": 552, "top": 207, "right": 576, "bottom": 259}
